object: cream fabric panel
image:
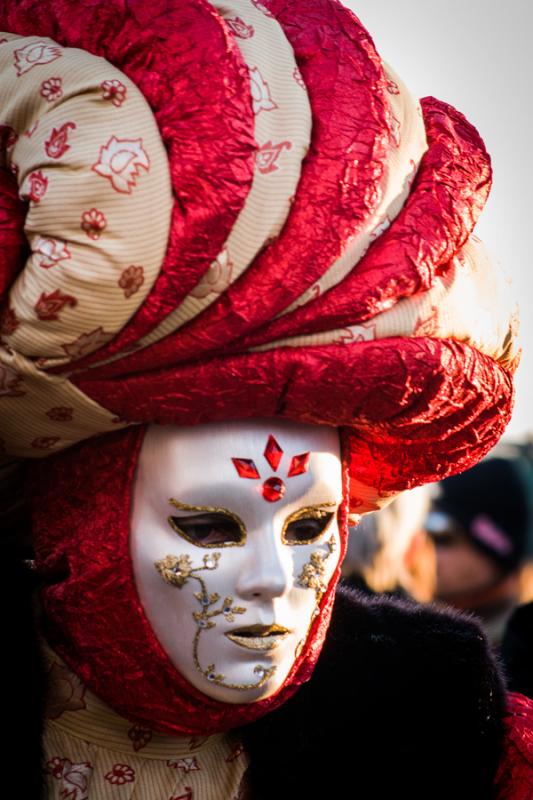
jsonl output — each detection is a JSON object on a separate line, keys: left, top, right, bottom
{"left": 42, "top": 644, "right": 248, "bottom": 800}
{"left": 0, "top": 34, "right": 172, "bottom": 364}
{"left": 129, "top": 0, "right": 313, "bottom": 351}
{"left": 278, "top": 63, "right": 428, "bottom": 316}
{"left": 252, "top": 236, "right": 519, "bottom": 371}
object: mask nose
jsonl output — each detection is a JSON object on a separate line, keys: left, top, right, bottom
{"left": 236, "top": 529, "right": 292, "bottom": 601}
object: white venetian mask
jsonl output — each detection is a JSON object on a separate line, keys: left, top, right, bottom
{"left": 130, "top": 419, "right": 343, "bottom": 704}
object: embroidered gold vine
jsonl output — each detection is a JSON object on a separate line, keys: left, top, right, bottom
{"left": 155, "top": 552, "right": 276, "bottom": 690}
{"left": 297, "top": 535, "right": 337, "bottom": 601}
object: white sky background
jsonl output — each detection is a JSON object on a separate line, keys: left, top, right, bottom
{"left": 344, "top": 0, "right": 532, "bottom": 440}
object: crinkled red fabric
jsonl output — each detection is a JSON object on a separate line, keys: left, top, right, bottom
{"left": 0, "top": 167, "right": 27, "bottom": 300}
{"left": 237, "top": 95, "right": 492, "bottom": 350}
{"left": 29, "top": 426, "right": 350, "bottom": 736}
{"left": 49, "top": 0, "right": 391, "bottom": 375}
{"left": 494, "top": 693, "right": 533, "bottom": 799}
{"left": 0, "top": 0, "right": 256, "bottom": 352}
{"left": 73, "top": 337, "right": 514, "bottom": 508}
{"left": 60, "top": 93, "right": 491, "bottom": 380}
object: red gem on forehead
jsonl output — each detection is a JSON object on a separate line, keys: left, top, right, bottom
{"left": 262, "top": 477, "right": 286, "bottom": 502}
{"left": 287, "top": 452, "right": 310, "bottom": 477}
{"left": 264, "top": 434, "right": 283, "bottom": 471}
{"left": 231, "top": 458, "right": 260, "bottom": 479}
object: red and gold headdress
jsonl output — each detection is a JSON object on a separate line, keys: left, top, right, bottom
{"left": 0, "top": 0, "right": 518, "bottom": 512}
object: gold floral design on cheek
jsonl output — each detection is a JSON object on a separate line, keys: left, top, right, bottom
{"left": 297, "top": 535, "right": 338, "bottom": 601}
{"left": 168, "top": 498, "right": 246, "bottom": 548}
{"left": 155, "top": 552, "right": 276, "bottom": 691}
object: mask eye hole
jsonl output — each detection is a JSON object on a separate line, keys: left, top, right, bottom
{"left": 169, "top": 513, "right": 245, "bottom": 548}
{"left": 283, "top": 511, "right": 335, "bottom": 545}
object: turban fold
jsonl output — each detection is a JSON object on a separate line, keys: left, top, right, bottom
{"left": 0, "top": 0, "right": 518, "bottom": 511}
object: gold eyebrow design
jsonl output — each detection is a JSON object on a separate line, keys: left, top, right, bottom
{"left": 281, "top": 502, "right": 338, "bottom": 546}
{"left": 167, "top": 498, "right": 246, "bottom": 548}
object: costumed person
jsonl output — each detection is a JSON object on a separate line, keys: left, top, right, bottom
{"left": 0, "top": 1, "right": 532, "bottom": 798}
{"left": 426, "top": 455, "right": 533, "bottom": 646}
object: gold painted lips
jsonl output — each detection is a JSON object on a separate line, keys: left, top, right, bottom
{"left": 225, "top": 624, "right": 290, "bottom": 651}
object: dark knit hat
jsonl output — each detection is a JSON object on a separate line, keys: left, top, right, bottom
{"left": 427, "top": 457, "right": 532, "bottom": 575}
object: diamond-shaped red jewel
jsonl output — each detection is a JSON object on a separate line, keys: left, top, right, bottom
{"left": 262, "top": 477, "right": 286, "bottom": 502}
{"left": 287, "top": 452, "right": 310, "bottom": 477}
{"left": 264, "top": 434, "right": 283, "bottom": 471}
{"left": 231, "top": 458, "right": 260, "bottom": 479}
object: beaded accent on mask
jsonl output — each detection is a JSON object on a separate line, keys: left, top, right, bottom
{"left": 231, "top": 434, "right": 311, "bottom": 502}
{"left": 155, "top": 552, "right": 276, "bottom": 691}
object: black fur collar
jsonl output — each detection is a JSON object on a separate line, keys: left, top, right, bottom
{"left": 240, "top": 585, "right": 506, "bottom": 800}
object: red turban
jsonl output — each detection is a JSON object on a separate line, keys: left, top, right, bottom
{"left": 0, "top": 0, "right": 518, "bottom": 515}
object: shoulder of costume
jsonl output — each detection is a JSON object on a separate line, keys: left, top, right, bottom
{"left": 240, "top": 584, "right": 508, "bottom": 800}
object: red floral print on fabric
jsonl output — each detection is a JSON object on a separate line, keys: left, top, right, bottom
{"left": 46, "top": 406, "right": 74, "bottom": 422}
{"left": 251, "top": 0, "right": 274, "bottom": 17}
{"left": 80, "top": 208, "right": 106, "bottom": 240}
{"left": 14, "top": 0, "right": 256, "bottom": 366}
{"left": 256, "top": 140, "right": 292, "bottom": 174}
{"left": 188, "top": 737, "right": 209, "bottom": 751}
{"left": 414, "top": 306, "right": 439, "bottom": 337}
{"left": 248, "top": 67, "right": 277, "bottom": 114}
{"left": 45, "top": 660, "right": 86, "bottom": 718}
{"left": 92, "top": 136, "right": 150, "bottom": 194}
{"left": 40, "top": 76, "right": 63, "bottom": 101}
{"left": 104, "top": 764, "right": 135, "bottom": 785}
{"left": 292, "top": 66, "right": 305, "bottom": 89}
{"left": 0, "top": 305, "right": 20, "bottom": 335}
{"left": 170, "top": 790, "right": 193, "bottom": 800}
{"left": 13, "top": 40, "right": 61, "bottom": 76}
{"left": 386, "top": 77, "right": 400, "bottom": 94}
{"left": 368, "top": 216, "right": 391, "bottom": 243}
{"left": 35, "top": 289, "right": 77, "bottom": 321}
{"left": 118, "top": 265, "right": 144, "bottom": 298}
{"left": 34, "top": 236, "right": 71, "bottom": 268}
{"left": 226, "top": 742, "right": 244, "bottom": 764}
{"left": 334, "top": 321, "right": 376, "bottom": 345}
{"left": 225, "top": 742, "right": 245, "bottom": 762}
{"left": 167, "top": 757, "right": 200, "bottom": 773}
{"left": 226, "top": 17, "right": 254, "bottom": 38}
{"left": 391, "top": 115, "right": 401, "bottom": 147}
{"left": 44, "top": 121, "right": 76, "bottom": 159}
{"left": 46, "top": 757, "right": 93, "bottom": 800}
{"left": 100, "top": 79, "right": 127, "bottom": 107}
{"left": 61, "top": 327, "right": 111, "bottom": 359}
{"left": 25, "top": 170, "right": 48, "bottom": 202}
{"left": 0, "top": 364, "right": 25, "bottom": 397}
{"left": 190, "top": 249, "right": 232, "bottom": 298}
{"left": 32, "top": 436, "right": 60, "bottom": 449}
{"left": 25, "top": 119, "right": 40, "bottom": 138}
{"left": 127, "top": 724, "right": 153, "bottom": 752}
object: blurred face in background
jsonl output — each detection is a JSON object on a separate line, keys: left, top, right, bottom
{"left": 427, "top": 512, "right": 504, "bottom": 602}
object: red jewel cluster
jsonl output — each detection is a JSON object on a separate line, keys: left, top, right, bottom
{"left": 231, "top": 434, "right": 310, "bottom": 502}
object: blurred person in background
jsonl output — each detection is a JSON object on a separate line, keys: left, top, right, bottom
{"left": 342, "top": 486, "right": 435, "bottom": 602}
{"left": 426, "top": 456, "right": 533, "bottom": 647}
